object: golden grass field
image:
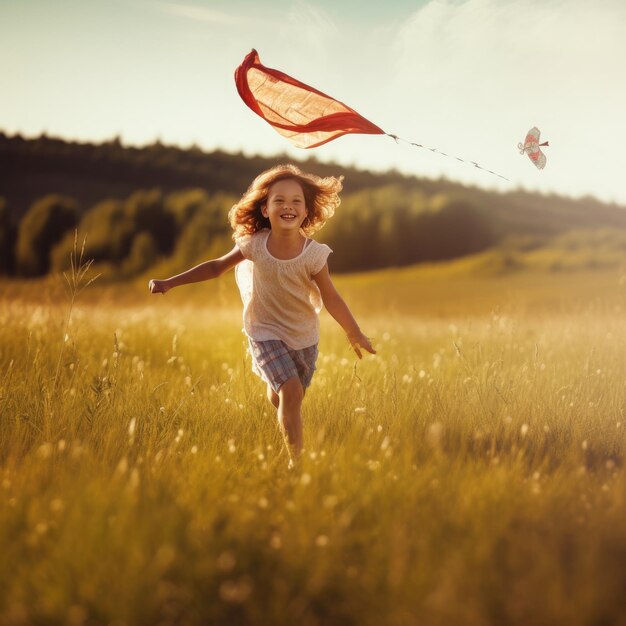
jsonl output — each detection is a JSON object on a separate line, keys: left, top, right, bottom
{"left": 1, "top": 257, "right": 625, "bottom": 626}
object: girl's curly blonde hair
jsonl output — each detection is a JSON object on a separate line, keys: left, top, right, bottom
{"left": 229, "top": 164, "right": 343, "bottom": 239}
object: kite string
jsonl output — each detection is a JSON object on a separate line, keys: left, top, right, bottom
{"left": 387, "top": 133, "right": 510, "bottom": 182}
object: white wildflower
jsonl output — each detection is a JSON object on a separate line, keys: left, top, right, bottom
{"left": 50, "top": 498, "right": 64, "bottom": 513}
{"left": 427, "top": 422, "right": 443, "bottom": 449}
{"left": 129, "top": 468, "right": 140, "bottom": 490}
{"left": 116, "top": 457, "right": 128, "bottom": 475}
{"left": 217, "top": 551, "right": 236, "bottom": 572}
{"left": 36, "top": 443, "right": 53, "bottom": 459}
{"left": 219, "top": 578, "right": 253, "bottom": 604}
{"left": 323, "top": 495, "right": 338, "bottom": 509}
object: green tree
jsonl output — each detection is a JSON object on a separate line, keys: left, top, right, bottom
{"left": 16, "top": 195, "right": 79, "bottom": 276}
{"left": 50, "top": 199, "right": 127, "bottom": 272}
{"left": 172, "top": 193, "right": 236, "bottom": 267}
{"left": 122, "top": 231, "right": 159, "bottom": 276}
{"left": 319, "top": 186, "right": 430, "bottom": 271}
{"left": 165, "top": 188, "right": 212, "bottom": 231}
{"left": 126, "top": 189, "right": 176, "bottom": 254}
{"left": 52, "top": 189, "right": 177, "bottom": 276}
{"left": 0, "top": 198, "right": 17, "bottom": 274}
{"left": 318, "top": 187, "right": 493, "bottom": 272}
{"left": 419, "top": 197, "right": 494, "bottom": 261}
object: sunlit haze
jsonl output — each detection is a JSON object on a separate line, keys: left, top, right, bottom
{"left": 2, "top": 0, "right": 625, "bottom": 203}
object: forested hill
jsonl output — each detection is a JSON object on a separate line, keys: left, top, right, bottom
{"left": 2, "top": 131, "right": 626, "bottom": 278}
{"left": 1, "top": 132, "right": 439, "bottom": 219}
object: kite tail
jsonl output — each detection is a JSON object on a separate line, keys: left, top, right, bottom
{"left": 387, "top": 134, "right": 510, "bottom": 182}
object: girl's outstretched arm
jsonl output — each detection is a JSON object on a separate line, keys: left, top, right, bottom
{"left": 313, "top": 263, "right": 376, "bottom": 359}
{"left": 149, "top": 245, "right": 244, "bottom": 294}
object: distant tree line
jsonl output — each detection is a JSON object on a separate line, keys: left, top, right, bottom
{"left": 2, "top": 132, "right": 626, "bottom": 279}
{"left": 317, "top": 187, "right": 494, "bottom": 271}
{"left": 0, "top": 132, "right": 428, "bottom": 221}
{"left": 0, "top": 185, "right": 495, "bottom": 278}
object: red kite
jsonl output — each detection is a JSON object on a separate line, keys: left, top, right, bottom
{"left": 235, "top": 49, "right": 384, "bottom": 149}
{"left": 235, "top": 49, "right": 509, "bottom": 181}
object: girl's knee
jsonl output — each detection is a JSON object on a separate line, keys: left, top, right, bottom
{"left": 279, "top": 377, "right": 304, "bottom": 404}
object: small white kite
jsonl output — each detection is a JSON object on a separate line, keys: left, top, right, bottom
{"left": 518, "top": 127, "right": 549, "bottom": 170}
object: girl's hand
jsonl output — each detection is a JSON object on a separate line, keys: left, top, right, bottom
{"left": 148, "top": 279, "right": 170, "bottom": 295}
{"left": 347, "top": 331, "right": 376, "bottom": 359}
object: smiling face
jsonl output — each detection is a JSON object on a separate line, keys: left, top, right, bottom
{"left": 261, "top": 179, "right": 308, "bottom": 232}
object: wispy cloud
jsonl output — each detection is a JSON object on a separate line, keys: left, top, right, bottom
{"left": 282, "top": 0, "right": 339, "bottom": 62}
{"left": 156, "top": 1, "right": 256, "bottom": 27}
{"left": 384, "top": 0, "right": 626, "bottom": 201}
{"left": 288, "top": 0, "right": 339, "bottom": 36}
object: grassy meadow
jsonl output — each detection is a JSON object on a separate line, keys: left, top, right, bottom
{"left": 1, "top": 258, "right": 626, "bottom": 626}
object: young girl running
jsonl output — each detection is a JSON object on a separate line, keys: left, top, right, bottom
{"left": 149, "top": 164, "right": 375, "bottom": 459}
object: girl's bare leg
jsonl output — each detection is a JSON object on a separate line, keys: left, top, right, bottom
{"left": 277, "top": 377, "right": 304, "bottom": 457}
{"left": 266, "top": 384, "right": 279, "bottom": 409}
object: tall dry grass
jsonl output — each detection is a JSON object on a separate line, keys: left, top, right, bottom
{"left": 1, "top": 265, "right": 625, "bottom": 625}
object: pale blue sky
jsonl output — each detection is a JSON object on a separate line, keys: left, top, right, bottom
{"left": 2, "top": 0, "right": 626, "bottom": 204}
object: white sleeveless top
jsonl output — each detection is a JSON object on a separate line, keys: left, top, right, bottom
{"left": 235, "top": 229, "right": 332, "bottom": 349}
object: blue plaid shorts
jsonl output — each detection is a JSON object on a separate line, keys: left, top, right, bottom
{"left": 248, "top": 338, "right": 319, "bottom": 393}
